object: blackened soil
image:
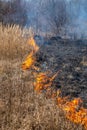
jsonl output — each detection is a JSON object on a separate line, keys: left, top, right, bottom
{"left": 37, "top": 39, "right": 87, "bottom": 107}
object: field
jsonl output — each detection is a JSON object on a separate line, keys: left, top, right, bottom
{"left": 0, "top": 24, "right": 85, "bottom": 130}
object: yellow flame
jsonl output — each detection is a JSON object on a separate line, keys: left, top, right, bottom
{"left": 22, "top": 51, "right": 35, "bottom": 70}
{"left": 22, "top": 37, "right": 39, "bottom": 70}
{"left": 27, "top": 37, "right": 39, "bottom": 53}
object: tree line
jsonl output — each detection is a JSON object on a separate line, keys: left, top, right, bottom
{"left": 0, "top": 0, "right": 87, "bottom": 34}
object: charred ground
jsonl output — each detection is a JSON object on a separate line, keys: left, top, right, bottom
{"left": 36, "top": 38, "right": 87, "bottom": 107}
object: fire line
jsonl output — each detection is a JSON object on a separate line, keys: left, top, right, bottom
{"left": 22, "top": 37, "right": 87, "bottom": 130}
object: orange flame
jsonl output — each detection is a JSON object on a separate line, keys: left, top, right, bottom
{"left": 34, "top": 72, "right": 58, "bottom": 93}
{"left": 57, "top": 97, "right": 87, "bottom": 129}
{"left": 27, "top": 37, "right": 39, "bottom": 53}
{"left": 22, "top": 37, "right": 87, "bottom": 130}
{"left": 22, "top": 37, "right": 39, "bottom": 70}
{"left": 22, "top": 51, "right": 35, "bottom": 70}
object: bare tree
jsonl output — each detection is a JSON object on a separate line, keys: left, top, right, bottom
{"left": 40, "top": 0, "right": 68, "bottom": 34}
{"left": 0, "top": 0, "right": 28, "bottom": 26}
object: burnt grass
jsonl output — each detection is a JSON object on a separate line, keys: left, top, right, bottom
{"left": 37, "top": 38, "right": 87, "bottom": 108}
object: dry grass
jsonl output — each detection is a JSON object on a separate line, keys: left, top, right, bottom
{"left": 0, "top": 23, "right": 84, "bottom": 130}
{"left": 0, "top": 23, "right": 33, "bottom": 60}
{"left": 81, "top": 56, "right": 87, "bottom": 66}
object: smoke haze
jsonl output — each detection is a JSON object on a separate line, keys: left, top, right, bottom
{"left": 1, "top": 0, "right": 87, "bottom": 38}
{"left": 25, "top": 0, "right": 87, "bottom": 38}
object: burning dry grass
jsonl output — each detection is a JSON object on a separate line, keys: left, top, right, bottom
{"left": 21, "top": 31, "right": 87, "bottom": 129}
{"left": 22, "top": 37, "right": 39, "bottom": 70}
{"left": 57, "top": 97, "right": 87, "bottom": 130}
{"left": 0, "top": 24, "right": 85, "bottom": 130}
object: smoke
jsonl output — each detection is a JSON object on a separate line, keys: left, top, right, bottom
{"left": 24, "top": 0, "right": 87, "bottom": 38}
{"left": 66, "top": 0, "right": 87, "bottom": 38}
{"left": 1, "top": 0, "right": 87, "bottom": 38}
